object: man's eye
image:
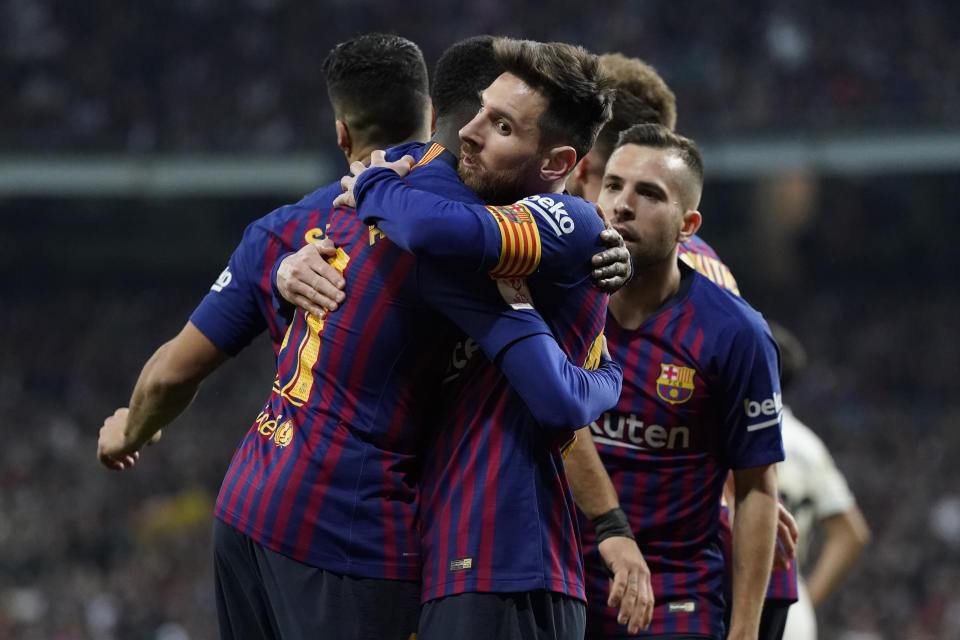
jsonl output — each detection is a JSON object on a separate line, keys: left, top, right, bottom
{"left": 604, "top": 182, "right": 621, "bottom": 191}
{"left": 496, "top": 121, "right": 511, "bottom": 134}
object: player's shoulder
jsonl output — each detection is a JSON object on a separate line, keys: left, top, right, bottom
{"left": 679, "top": 233, "right": 720, "bottom": 259}
{"left": 384, "top": 141, "right": 428, "bottom": 162}
{"left": 293, "top": 180, "right": 342, "bottom": 209}
{"left": 241, "top": 188, "right": 335, "bottom": 252}
{"left": 688, "top": 269, "right": 771, "bottom": 342}
{"left": 518, "top": 192, "right": 604, "bottom": 238}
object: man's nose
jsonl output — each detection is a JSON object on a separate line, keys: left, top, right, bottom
{"left": 459, "top": 113, "right": 483, "bottom": 146}
{"left": 612, "top": 194, "right": 634, "bottom": 222}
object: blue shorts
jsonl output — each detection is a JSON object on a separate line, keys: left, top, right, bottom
{"left": 213, "top": 518, "right": 420, "bottom": 640}
{"left": 418, "top": 590, "right": 585, "bottom": 640}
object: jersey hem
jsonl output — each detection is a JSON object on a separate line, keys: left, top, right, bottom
{"left": 214, "top": 512, "right": 420, "bottom": 581}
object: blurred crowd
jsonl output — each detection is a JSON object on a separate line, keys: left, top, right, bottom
{"left": 1, "top": 0, "right": 958, "bottom": 152}
{"left": 2, "top": 169, "right": 958, "bottom": 638}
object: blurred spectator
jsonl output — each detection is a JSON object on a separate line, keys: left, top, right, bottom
{"left": 1, "top": 0, "right": 958, "bottom": 152}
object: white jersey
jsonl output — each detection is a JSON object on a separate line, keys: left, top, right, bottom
{"left": 779, "top": 405, "right": 857, "bottom": 640}
{"left": 778, "top": 405, "right": 856, "bottom": 564}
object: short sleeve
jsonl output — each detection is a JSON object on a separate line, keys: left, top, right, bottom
{"left": 189, "top": 223, "right": 271, "bottom": 356}
{"left": 470, "top": 193, "right": 608, "bottom": 283}
{"left": 719, "top": 319, "right": 786, "bottom": 469}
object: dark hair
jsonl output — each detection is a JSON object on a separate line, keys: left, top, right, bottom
{"left": 592, "top": 53, "right": 677, "bottom": 162}
{"left": 615, "top": 123, "right": 704, "bottom": 187}
{"left": 767, "top": 321, "right": 807, "bottom": 393}
{"left": 323, "top": 33, "right": 429, "bottom": 147}
{"left": 492, "top": 38, "right": 613, "bottom": 161}
{"left": 432, "top": 36, "right": 503, "bottom": 118}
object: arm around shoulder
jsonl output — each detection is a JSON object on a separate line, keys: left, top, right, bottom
{"left": 496, "top": 334, "right": 622, "bottom": 431}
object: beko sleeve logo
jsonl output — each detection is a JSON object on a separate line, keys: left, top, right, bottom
{"left": 210, "top": 267, "right": 232, "bottom": 292}
{"left": 522, "top": 194, "right": 575, "bottom": 236}
{"left": 743, "top": 392, "right": 782, "bottom": 431}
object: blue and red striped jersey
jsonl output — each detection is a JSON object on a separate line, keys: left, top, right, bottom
{"left": 189, "top": 182, "right": 342, "bottom": 356}
{"left": 188, "top": 142, "right": 426, "bottom": 356}
{"left": 581, "top": 263, "right": 784, "bottom": 638}
{"left": 413, "top": 197, "right": 609, "bottom": 604}
{"left": 214, "top": 143, "right": 620, "bottom": 583}
{"left": 214, "top": 144, "right": 481, "bottom": 580}
{"left": 349, "top": 165, "right": 615, "bottom": 601}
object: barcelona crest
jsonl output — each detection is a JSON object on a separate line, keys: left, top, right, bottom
{"left": 656, "top": 363, "right": 695, "bottom": 404}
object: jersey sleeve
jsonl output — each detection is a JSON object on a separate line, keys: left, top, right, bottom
{"left": 417, "top": 259, "right": 622, "bottom": 430}
{"left": 190, "top": 227, "right": 270, "bottom": 356}
{"left": 353, "top": 168, "right": 607, "bottom": 286}
{"left": 352, "top": 166, "right": 497, "bottom": 270}
{"left": 718, "top": 318, "right": 786, "bottom": 469}
{"left": 190, "top": 205, "right": 317, "bottom": 356}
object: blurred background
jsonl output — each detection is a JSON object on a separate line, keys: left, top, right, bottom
{"left": 1, "top": 1, "right": 958, "bottom": 638}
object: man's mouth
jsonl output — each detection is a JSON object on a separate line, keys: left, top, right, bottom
{"left": 460, "top": 147, "right": 478, "bottom": 169}
{"left": 612, "top": 224, "right": 635, "bottom": 242}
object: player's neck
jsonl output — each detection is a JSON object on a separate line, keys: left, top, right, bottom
{"left": 609, "top": 254, "right": 682, "bottom": 330}
{"left": 432, "top": 122, "right": 462, "bottom": 156}
{"left": 347, "top": 129, "right": 431, "bottom": 164}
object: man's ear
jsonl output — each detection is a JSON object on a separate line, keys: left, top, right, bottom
{"left": 678, "top": 210, "right": 703, "bottom": 242}
{"left": 335, "top": 120, "right": 352, "bottom": 157}
{"left": 540, "top": 146, "right": 578, "bottom": 182}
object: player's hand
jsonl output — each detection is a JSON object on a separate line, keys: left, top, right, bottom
{"left": 773, "top": 502, "right": 799, "bottom": 570}
{"left": 600, "top": 334, "right": 611, "bottom": 359}
{"left": 591, "top": 214, "right": 632, "bottom": 294}
{"left": 276, "top": 240, "right": 346, "bottom": 316}
{"left": 598, "top": 536, "right": 654, "bottom": 633}
{"left": 97, "top": 408, "right": 142, "bottom": 471}
{"left": 333, "top": 150, "right": 416, "bottom": 208}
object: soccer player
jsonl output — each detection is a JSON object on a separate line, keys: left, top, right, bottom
{"left": 579, "top": 123, "right": 785, "bottom": 640}
{"left": 330, "top": 39, "right": 646, "bottom": 639}
{"left": 768, "top": 323, "right": 870, "bottom": 640}
{"left": 560, "top": 50, "right": 800, "bottom": 637}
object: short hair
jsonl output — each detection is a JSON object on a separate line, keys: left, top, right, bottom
{"left": 492, "top": 38, "right": 614, "bottom": 161}
{"left": 323, "top": 33, "right": 429, "bottom": 147}
{"left": 767, "top": 321, "right": 807, "bottom": 393}
{"left": 592, "top": 53, "right": 677, "bottom": 162}
{"left": 615, "top": 123, "right": 703, "bottom": 188}
{"left": 432, "top": 36, "right": 503, "bottom": 118}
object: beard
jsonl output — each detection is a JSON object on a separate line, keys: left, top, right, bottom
{"left": 619, "top": 222, "right": 681, "bottom": 272}
{"left": 457, "top": 152, "right": 541, "bottom": 205}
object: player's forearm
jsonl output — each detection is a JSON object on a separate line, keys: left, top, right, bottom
{"left": 728, "top": 465, "right": 779, "bottom": 640}
{"left": 123, "top": 323, "right": 227, "bottom": 450}
{"left": 806, "top": 507, "right": 870, "bottom": 606}
{"left": 354, "top": 168, "right": 498, "bottom": 270}
{"left": 565, "top": 427, "right": 621, "bottom": 519}
{"left": 498, "top": 333, "right": 622, "bottom": 430}
{"left": 123, "top": 343, "right": 202, "bottom": 449}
